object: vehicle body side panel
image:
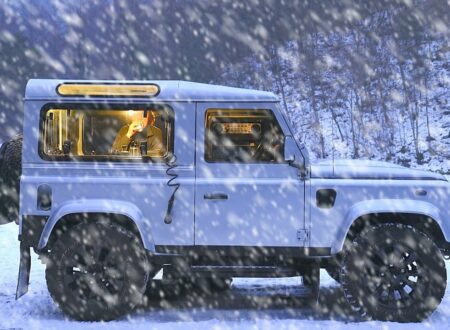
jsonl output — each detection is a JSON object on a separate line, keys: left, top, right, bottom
{"left": 308, "top": 178, "right": 450, "bottom": 254}
{"left": 20, "top": 100, "right": 196, "bottom": 250}
{"left": 37, "top": 199, "right": 155, "bottom": 250}
{"left": 19, "top": 90, "right": 450, "bottom": 260}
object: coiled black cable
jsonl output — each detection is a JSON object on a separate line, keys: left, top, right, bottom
{"left": 164, "top": 154, "right": 180, "bottom": 224}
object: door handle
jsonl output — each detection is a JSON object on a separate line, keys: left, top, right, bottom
{"left": 204, "top": 193, "right": 228, "bottom": 200}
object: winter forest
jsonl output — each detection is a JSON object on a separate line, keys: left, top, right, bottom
{"left": 1, "top": 0, "right": 449, "bottom": 172}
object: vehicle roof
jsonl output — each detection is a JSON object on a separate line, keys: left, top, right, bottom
{"left": 24, "top": 79, "right": 279, "bottom": 102}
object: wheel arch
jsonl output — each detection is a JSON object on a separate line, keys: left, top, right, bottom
{"left": 37, "top": 199, "right": 155, "bottom": 252}
{"left": 332, "top": 199, "right": 449, "bottom": 254}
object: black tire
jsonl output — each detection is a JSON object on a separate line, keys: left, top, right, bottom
{"left": 0, "top": 134, "right": 22, "bottom": 224}
{"left": 341, "top": 224, "right": 447, "bottom": 322}
{"left": 1, "top": 135, "right": 23, "bottom": 183}
{"left": 46, "top": 222, "right": 150, "bottom": 321}
{"left": 325, "top": 264, "right": 341, "bottom": 284}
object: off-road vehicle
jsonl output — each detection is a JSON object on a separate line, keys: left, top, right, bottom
{"left": 9, "top": 79, "right": 450, "bottom": 322}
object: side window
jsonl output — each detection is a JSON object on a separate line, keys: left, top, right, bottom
{"left": 205, "top": 109, "right": 285, "bottom": 163}
{"left": 40, "top": 105, "right": 174, "bottom": 161}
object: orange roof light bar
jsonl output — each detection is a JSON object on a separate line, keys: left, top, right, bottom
{"left": 57, "top": 83, "right": 160, "bottom": 97}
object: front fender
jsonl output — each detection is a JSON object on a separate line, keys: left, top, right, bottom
{"left": 37, "top": 199, "right": 155, "bottom": 252}
{"left": 331, "top": 199, "right": 447, "bottom": 254}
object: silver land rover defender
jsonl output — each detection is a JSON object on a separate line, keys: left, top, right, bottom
{"left": 11, "top": 79, "right": 450, "bottom": 322}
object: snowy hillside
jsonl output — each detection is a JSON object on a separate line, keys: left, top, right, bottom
{"left": 219, "top": 29, "right": 450, "bottom": 174}
{"left": 0, "top": 1, "right": 448, "bottom": 176}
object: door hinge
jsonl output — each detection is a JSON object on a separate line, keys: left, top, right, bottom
{"left": 297, "top": 229, "right": 309, "bottom": 242}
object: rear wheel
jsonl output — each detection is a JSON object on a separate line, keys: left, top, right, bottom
{"left": 46, "top": 222, "right": 151, "bottom": 321}
{"left": 341, "top": 224, "right": 446, "bottom": 322}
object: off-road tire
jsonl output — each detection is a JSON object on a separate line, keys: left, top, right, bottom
{"left": 340, "top": 224, "right": 446, "bottom": 322}
{"left": 46, "top": 222, "right": 150, "bottom": 321}
{"left": 0, "top": 134, "right": 23, "bottom": 224}
{"left": 325, "top": 264, "right": 341, "bottom": 284}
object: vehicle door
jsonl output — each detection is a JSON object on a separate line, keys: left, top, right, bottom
{"left": 194, "top": 103, "right": 306, "bottom": 247}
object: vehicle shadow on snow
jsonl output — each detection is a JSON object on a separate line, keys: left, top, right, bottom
{"left": 135, "top": 279, "right": 363, "bottom": 323}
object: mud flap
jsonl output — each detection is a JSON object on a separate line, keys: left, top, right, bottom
{"left": 16, "top": 242, "right": 31, "bottom": 299}
{"left": 303, "top": 263, "right": 320, "bottom": 306}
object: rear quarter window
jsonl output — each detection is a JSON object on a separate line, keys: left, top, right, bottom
{"left": 39, "top": 104, "right": 174, "bottom": 162}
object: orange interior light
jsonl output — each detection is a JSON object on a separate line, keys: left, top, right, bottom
{"left": 57, "top": 83, "right": 160, "bottom": 97}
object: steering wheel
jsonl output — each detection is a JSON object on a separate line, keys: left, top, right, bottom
{"left": 252, "top": 141, "right": 265, "bottom": 160}
{"left": 252, "top": 136, "right": 283, "bottom": 161}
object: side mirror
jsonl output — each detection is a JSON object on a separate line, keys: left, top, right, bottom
{"left": 284, "top": 136, "right": 300, "bottom": 168}
{"left": 284, "top": 136, "right": 308, "bottom": 177}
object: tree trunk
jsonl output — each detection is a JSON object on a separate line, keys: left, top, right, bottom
{"left": 398, "top": 61, "right": 421, "bottom": 162}
{"left": 348, "top": 91, "right": 359, "bottom": 158}
{"left": 297, "top": 37, "right": 325, "bottom": 158}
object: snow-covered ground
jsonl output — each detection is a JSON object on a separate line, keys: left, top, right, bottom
{"left": 2, "top": 222, "right": 450, "bottom": 329}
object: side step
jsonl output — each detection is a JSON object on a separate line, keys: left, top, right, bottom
{"left": 152, "top": 264, "right": 321, "bottom": 304}
{"left": 187, "top": 265, "right": 298, "bottom": 278}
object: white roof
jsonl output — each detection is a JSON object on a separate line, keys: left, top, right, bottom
{"left": 24, "top": 79, "right": 279, "bottom": 102}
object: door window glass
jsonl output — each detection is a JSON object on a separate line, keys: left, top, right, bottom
{"left": 205, "top": 109, "right": 285, "bottom": 163}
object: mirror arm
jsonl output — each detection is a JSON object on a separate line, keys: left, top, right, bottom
{"left": 288, "top": 159, "right": 302, "bottom": 170}
{"left": 299, "top": 163, "right": 308, "bottom": 179}
{"left": 288, "top": 156, "right": 308, "bottom": 179}
{"left": 285, "top": 136, "right": 309, "bottom": 179}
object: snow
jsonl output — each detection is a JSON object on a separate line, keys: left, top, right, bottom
{"left": 0, "top": 1, "right": 448, "bottom": 327}
{"left": 2, "top": 221, "right": 450, "bottom": 329}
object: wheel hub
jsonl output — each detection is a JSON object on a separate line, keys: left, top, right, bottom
{"left": 65, "top": 245, "right": 125, "bottom": 297}
{"left": 368, "top": 247, "right": 420, "bottom": 307}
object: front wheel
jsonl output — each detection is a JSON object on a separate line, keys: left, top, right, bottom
{"left": 46, "top": 222, "right": 151, "bottom": 321}
{"left": 341, "top": 224, "right": 446, "bottom": 322}
{"left": 325, "top": 262, "right": 341, "bottom": 284}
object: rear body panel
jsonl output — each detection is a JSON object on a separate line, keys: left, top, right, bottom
{"left": 20, "top": 99, "right": 197, "bottom": 248}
